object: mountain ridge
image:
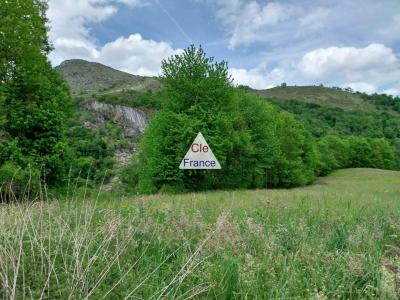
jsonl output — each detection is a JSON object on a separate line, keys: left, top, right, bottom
{"left": 56, "top": 59, "right": 388, "bottom": 112}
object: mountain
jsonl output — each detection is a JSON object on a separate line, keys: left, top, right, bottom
{"left": 55, "top": 59, "right": 162, "bottom": 95}
{"left": 56, "top": 59, "right": 379, "bottom": 112}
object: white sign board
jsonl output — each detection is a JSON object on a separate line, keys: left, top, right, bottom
{"left": 179, "top": 132, "right": 221, "bottom": 169}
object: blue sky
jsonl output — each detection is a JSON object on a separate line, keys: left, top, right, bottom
{"left": 48, "top": 0, "right": 400, "bottom": 95}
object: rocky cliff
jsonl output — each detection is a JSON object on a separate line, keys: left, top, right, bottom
{"left": 82, "top": 100, "right": 148, "bottom": 136}
{"left": 81, "top": 100, "right": 149, "bottom": 170}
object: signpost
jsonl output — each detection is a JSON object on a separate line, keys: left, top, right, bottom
{"left": 179, "top": 132, "right": 221, "bottom": 169}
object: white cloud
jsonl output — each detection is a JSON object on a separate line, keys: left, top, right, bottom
{"left": 344, "top": 82, "right": 377, "bottom": 94}
{"left": 228, "top": 43, "right": 400, "bottom": 94}
{"left": 48, "top": 0, "right": 116, "bottom": 65}
{"left": 97, "top": 34, "right": 182, "bottom": 76}
{"left": 209, "top": 0, "right": 400, "bottom": 54}
{"left": 299, "top": 43, "right": 397, "bottom": 79}
{"left": 297, "top": 43, "right": 400, "bottom": 93}
{"left": 48, "top": 0, "right": 180, "bottom": 76}
{"left": 211, "top": 0, "right": 293, "bottom": 49}
{"left": 382, "top": 88, "right": 400, "bottom": 96}
{"left": 229, "top": 66, "right": 285, "bottom": 89}
{"left": 297, "top": 7, "right": 329, "bottom": 36}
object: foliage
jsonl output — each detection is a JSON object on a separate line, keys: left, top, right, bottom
{"left": 133, "top": 46, "right": 246, "bottom": 193}
{"left": 129, "top": 46, "right": 318, "bottom": 193}
{"left": 94, "top": 90, "right": 162, "bottom": 110}
{"left": 0, "top": 0, "right": 74, "bottom": 193}
{"left": 316, "top": 135, "right": 396, "bottom": 176}
{"left": 271, "top": 99, "right": 400, "bottom": 168}
{"left": 360, "top": 92, "right": 400, "bottom": 113}
{"left": 66, "top": 122, "right": 116, "bottom": 185}
{"left": 0, "top": 161, "right": 40, "bottom": 200}
{"left": 273, "top": 111, "right": 317, "bottom": 187}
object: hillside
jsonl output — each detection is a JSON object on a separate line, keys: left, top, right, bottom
{"left": 56, "top": 59, "right": 393, "bottom": 113}
{"left": 56, "top": 59, "right": 162, "bottom": 96}
{"left": 254, "top": 85, "right": 378, "bottom": 111}
{"left": 55, "top": 59, "right": 400, "bottom": 178}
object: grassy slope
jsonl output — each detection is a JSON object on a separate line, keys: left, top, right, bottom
{"left": 255, "top": 85, "right": 377, "bottom": 111}
{"left": 1, "top": 169, "right": 400, "bottom": 299}
{"left": 56, "top": 59, "right": 162, "bottom": 96}
{"left": 56, "top": 60, "right": 378, "bottom": 112}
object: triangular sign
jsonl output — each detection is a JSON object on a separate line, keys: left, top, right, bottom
{"left": 179, "top": 132, "right": 221, "bottom": 169}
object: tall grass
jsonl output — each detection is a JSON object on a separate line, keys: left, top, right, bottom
{"left": 0, "top": 168, "right": 400, "bottom": 299}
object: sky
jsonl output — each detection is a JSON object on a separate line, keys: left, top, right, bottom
{"left": 47, "top": 0, "right": 400, "bottom": 95}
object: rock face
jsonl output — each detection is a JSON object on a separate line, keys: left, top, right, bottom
{"left": 81, "top": 100, "right": 149, "bottom": 175}
{"left": 83, "top": 100, "right": 148, "bottom": 137}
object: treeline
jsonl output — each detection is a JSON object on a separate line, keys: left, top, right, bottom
{"left": 270, "top": 100, "right": 400, "bottom": 167}
{"left": 316, "top": 135, "right": 396, "bottom": 176}
{"left": 360, "top": 92, "right": 400, "bottom": 113}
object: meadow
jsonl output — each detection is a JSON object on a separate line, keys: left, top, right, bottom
{"left": 1, "top": 168, "right": 400, "bottom": 299}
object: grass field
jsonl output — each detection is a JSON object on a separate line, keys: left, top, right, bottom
{"left": 1, "top": 168, "right": 400, "bottom": 299}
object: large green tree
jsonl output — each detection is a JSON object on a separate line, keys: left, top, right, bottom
{"left": 133, "top": 46, "right": 248, "bottom": 193}
{"left": 0, "top": 0, "right": 73, "bottom": 194}
{"left": 129, "top": 46, "right": 318, "bottom": 193}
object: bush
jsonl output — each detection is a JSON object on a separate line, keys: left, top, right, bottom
{"left": 0, "top": 162, "right": 40, "bottom": 201}
{"left": 66, "top": 124, "right": 115, "bottom": 185}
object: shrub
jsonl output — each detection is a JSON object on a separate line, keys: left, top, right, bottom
{"left": 0, "top": 161, "right": 40, "bottom": 201}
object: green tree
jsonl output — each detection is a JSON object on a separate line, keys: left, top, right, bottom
{"left": 128, "top": 46, "right": 321, "bottom": 193}
{"left": 272, "top": 111, "right": 317, "bottom": 187}
{"left": 368, "top": 138, "right": 396, "bottom": 169}
{"left": 133, "top": 46, "right": 249, "bottom": 193}
{"left": 0, "top": 0, "right": 73, "bottom": 191}
{"left": 237, "top": 91, "right": 280, "bottom": 188}
{"left": 316, "top": 135, "right": 350, "bottom": 175}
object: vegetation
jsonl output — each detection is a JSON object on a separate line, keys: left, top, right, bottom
{"left": 0, "top": 0, "right": 122, "bottom": 199}
{"left": 361, "top": 92, "right": 400, "bottom": 113}
{"left": 1, "top": 0, "right": 398, "bottom": 197}
{"left": 0, "top": 0, "right": 74, "bottom": 198}
{"left": 1, "top": 1, "right": 400, "bottom": 299}
{"left": 128, "top": 46, "right": 318, "bottom": 193}
{"left": 256, "top": 85, "right": 377, "bottom": 111}
{"left": 270, "top": 98, "right": 400, "bottom": 167}
{"left": 1, "top": 169, "right": 400, "bottom": 299}
{"left": 55, "top": 59, "right": 162, "bottom": 96}
{"left": 316, "top": 135, "right": 396, "bottom": 175}
{"left": 123, "top": 46, "right": 397, "bottom": 194}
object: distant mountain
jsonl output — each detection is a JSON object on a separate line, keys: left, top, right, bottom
{"left": 55, "top": 59, "right": 162, "bottom": 95}
{"left": 56, "top": 59, "right": 382, "bottom": 113}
